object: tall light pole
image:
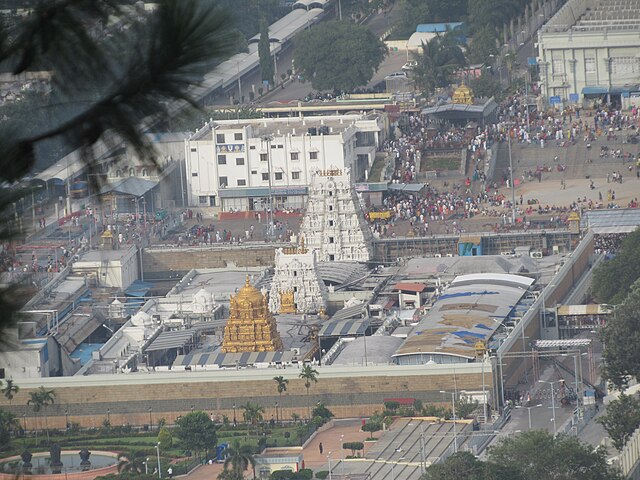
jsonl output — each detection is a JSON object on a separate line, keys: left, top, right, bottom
{"left": 340, "top": 434, "right": 345, "bottom": 477}
{"left": 262, "top": 136, "right": 274, "bottom": 241}
{"left": 516, "top": 404, "right": 543, "bottom": 429}
{"left": 440, "top": 390, "right": 458, "bottom": 452}
{"left": 327, "top": 452, "right": 332, "bottom": 480}
{"left": 539, "top": 380, "right": 563, "bottom": 435}
{"left": 507, "top": 132, "right": 516, "bottom": 224}
{"left": 148, "top": 407, "right": 153, "bottom": 430}
{"left": 155, "top": 442, "right": 162, "bottom": 479}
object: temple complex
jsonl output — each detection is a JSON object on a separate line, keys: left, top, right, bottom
{"left": 268, "top": 238, "right": 328, "bottom": 314}
{"left": 222, "top": 276, "right": 283, "bottom": 352}
{"left": 300, "top": 168, "right": 373, "bottom": 262}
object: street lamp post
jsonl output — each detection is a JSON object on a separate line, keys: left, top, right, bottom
{"left": 262, "top": 136, "right": 274, "bottom": 242}
{"left": 148, "top": 407, "right": 153, "bottom": 430}
{"left": 516, "top": 404, "right": 543, "bottom": 429}
{"left": 155, "top": 442, "right": 162, "bottom": 479}
{"left": 106, "top": 408, "right": 111, "bottom": 425}
{"left": 340, "top": 434, "right": 345, "bottom": 477}
{"left": 539, "top": 380, "right": 563, "bottom": 435}
{"left": 65, "top": 409, "right": 69, "bottom": 431}
{"left": 145, "top": 458, "right": 149, "bottom": 475}
{"left": 327, "top": 452, "right": 332, "bottom": 480}
{"left": 232, "top": 403, "right": 237, "bottom": 427}
{"left": 440, "top": 390, "right": 458, "bottom": 452}
{"left": 275, "top": 402, "right": 279, "bottom": 424}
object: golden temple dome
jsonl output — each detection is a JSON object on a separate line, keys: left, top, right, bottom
{"left": 452, "top": 84, "right": 474, "bottom": 104}
{"left": 233, "top": 275, "right": 265, "bottom": 305}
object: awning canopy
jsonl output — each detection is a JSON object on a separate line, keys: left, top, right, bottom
{"left": 582, "top": 86, "right": 608, "bottom": 95}
{"left": 318, "top": 319, "right": 370, "bottom": 337}
{"left": 173, "top": 350, "right": 296, "bottom": 367}
{"left": 100, "top": 177, "right": 158, "bottom": 197}
{"left": 394, "top": 282, "right": 427, "bottom": 293}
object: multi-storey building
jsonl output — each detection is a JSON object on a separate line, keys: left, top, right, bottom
{"left": 537, "top": 0, "right": 640, "bottom": 107}
{"left": 184, "top": 114, "right": 387, "bottom": 211}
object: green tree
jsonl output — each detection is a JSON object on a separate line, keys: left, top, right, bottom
{"left": 299, "top": 364, "right": 319, "bottom": 418}
{"left": 466, "top": 25, "right": 499, "bottom": 65}
{"left": 597, "top": 394, "right": 640, "bottom": 450}
{"left": 393, "top": 0, "right": 430, "bottom": 39}
{"left": 222, "top": 440, "right": 256, "bottom": 478}
{"left": 486, "top": 430, "right": 623, "bottom": 480}
{"left": 157, "top": 426, "right": 173, "bottom": 450}
{"left": 342, "top": 441, "right": 364, "bottom": 456}
{"left": 27, "top": 386, "right": 55, "bottom": 443}
{"left": 0, "top": 409, "right": 19, "bottom": 450}
{"left": 311, "top": 402, "right": 334, "bottom": 422}
{"left": 217, "top": 470, "right": 245, "bottom": 480}
{"left": 361, "top": 419, "right": 382, "bottom": 439}
{"left": 241, "top": 401, "right": 265, "bottom": 430}
{"left": 174, "top": 411, "right": 217, "bottom": 458}
{"left": 0, "top": 0, "right": 237, "bottom": 343}
{"left": 592, "top": 229, "right": 640, "bottom": 304}
{"left": 423, "top": 451, "right": 485, "bottom": 480}
{"left": 1, "top": 379, "right": 19, "bottom": 405}
{"left": 468, "top": 73, "right": 503, "bottom": 99}
{"left": 293, "top": 21, "right": 386, "bottom": 92}
{"left": 412, "top": 32, "right": 466, "bottom": 96}
{"left": 601, "top": 286, "right": 640, "bottom": 389}
{"left": 258, "top": 17, "right": 274, "bottom": 87}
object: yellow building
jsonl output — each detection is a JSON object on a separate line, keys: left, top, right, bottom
{"left": 222, "top": 276, "right": 283, "bottom": 353}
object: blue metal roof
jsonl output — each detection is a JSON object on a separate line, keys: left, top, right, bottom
{"left": 416, "top": 22, "right": 463, "bottom": 33}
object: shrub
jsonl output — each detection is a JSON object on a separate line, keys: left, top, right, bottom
{"left": 315, "top": 471, "right": 329, "bottom": 479}
{"left": 342, "top": 442, "right": 364, "bottom": 455}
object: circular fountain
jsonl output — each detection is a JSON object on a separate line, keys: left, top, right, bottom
{"left": 0, "top": 450, "right": 119, "bottom": 479}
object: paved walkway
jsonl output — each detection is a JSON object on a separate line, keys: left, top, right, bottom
{"left": 302, "top": 419, "right": 370, "bottom": 468}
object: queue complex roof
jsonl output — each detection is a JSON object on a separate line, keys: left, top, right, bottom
{"left": 581, "top": 208, "right": 640, "bottom": 234}
{"left": 393, "top": 273, "right": 533, "bottom": 361}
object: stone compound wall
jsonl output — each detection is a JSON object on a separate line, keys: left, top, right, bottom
{"left": 1, "top": 367, "right": 490, "bottom": 429}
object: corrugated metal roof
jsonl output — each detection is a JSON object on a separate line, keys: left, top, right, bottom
{"left": 146, "top": 330, "right": 197, "bottom": 352}
{"left": 100, "top": 177, "right": 158, "bottom": 197}
{"left": 582, "top": 208, "right": 640, "bottom": 230}
{"left": 394, "top": 282, "right": 427, "bottom": 293}
{"left": 394, "top": 274, "right": 531, "bottom": 359}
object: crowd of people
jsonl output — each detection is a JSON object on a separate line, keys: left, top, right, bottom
{"left": 594, "top": 233, "right": 627, "bottom": 254}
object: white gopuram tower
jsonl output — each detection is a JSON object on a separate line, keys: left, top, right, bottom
{"left": 300, "top": 168, "right": 373, "bottom": 262}
{"left": 269, "top": 239, "right": 328, "bottom": 314}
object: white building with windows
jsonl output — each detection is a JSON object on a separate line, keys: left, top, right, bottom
{"left": 537, "top": 0, "right": 640, "bottom": 107}
{"left": 183, "top": 114, "right": 387, "bottom": 211}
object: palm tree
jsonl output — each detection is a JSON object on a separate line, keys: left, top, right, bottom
{"left": 222, "top": 440, "right": 256, "bottom": 479}
{"left": 241, "top": 402, "right": 264, "bottom": 433}
{"left": 412, "top": 32, "right": 466, "bottom": 96}
{"left": 273, "top": 376, "right": 288, "bottom": 422}
{"left": 299, "top": 364, "right": 319, "bottom": 418}
{"left": 27, "top": 387, "right": 55, "bottom": 443}
{"left": 117, "top": 452, "right": 146, "bottom": 474}
{"left": 2, "top": 379, "right": 19, "bottom": 405}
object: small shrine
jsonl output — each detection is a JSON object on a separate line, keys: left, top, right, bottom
{"left": 222, "top": 276, "right": 283, "bottom": 352}
{"left": 452, "top": 84, "right": 474, "bottom": 104}
{"left": 269, "top": 237, "right": 328, "bottom": 314}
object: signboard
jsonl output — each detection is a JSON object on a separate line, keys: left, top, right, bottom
{"left": 368, "top": 211, "right": 392, "bottom": 220}
{"left": 216, "top": 144, "right": 245, "bottom": 153}
{"left": 527, "top": 57, "right": 538, "bottom": 66}
{"left": 569, "top": 93, "right": 579, "bottom": 103}
{"left": 549, "top": 96, "right": 562, "bottom": 105}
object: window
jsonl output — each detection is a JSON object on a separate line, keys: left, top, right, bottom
{"left": 310, "top": 151, "right": 318, "bottom": 160}
{"left": 552, "top": 59, "right": 564, "bottom": 75}
{"left": 218, "top": 155, "right": 227, "bottom": 165}
{"left": 275, "top": 172, "right": 283, "bottom": 181}
{"left": 260, "top": 153, "right": 268, "bottom": 162}
{"left": 291, "top": 152, "right": 299, "bottom": 161}
{"left": 291, "top": 171, "right": 300, "bottom": 180}
{"left": 251, "top": 170, "right": 257, "bottom": 175}
{"left": 190, "top": 147, "right": 197, "bottom": 152}
{"left": 261, "top": 173, "right": 269, "bottom": 181}
{"left": 329, "top": 237, "right": 334, "bottom": 243}
{"left": 329, "top": 220, "right": 334, "bottom": 227}
{"left": 277, "top": 144, "right": 283, "bottom": 149}
{"left": 328, "top": 254, "right": 335, "bottom": 261}
{"left": 191, "top": 172, "right": 198, "bottom": 177}
{"left": 611, "top": 57, "right": 639, "bottom": 75}
{"left": 250, "top": 145, "right": 256, "bottom": 150}
{"left": 216, "top": 133, "right": 225, "bottom": 143}
{"left": 199, "top": 196, "right": 207, "bottom": 204}
{"left": 236, "top": 158, "right": 244, "bottom": 166}
{"left": 219, "top": 176, "right": 228, "bottom": 187}
{"left": 328, "top": 205, "right": 333, "bottom": 211}
{"left": 234, "top": 132, "right": 243, "bottom": 141}
{"left": 584, "top": 57, "right": 596, "bottom": 73}
{"left": 142, "top": 169, "right": 148, "bottom": 176}
{"left": 237, "top": 179, "right": 246, "bottom": 186}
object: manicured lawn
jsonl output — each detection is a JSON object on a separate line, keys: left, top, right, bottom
{"left": 421, "top": 156, "right": 461, "bottom": 171}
